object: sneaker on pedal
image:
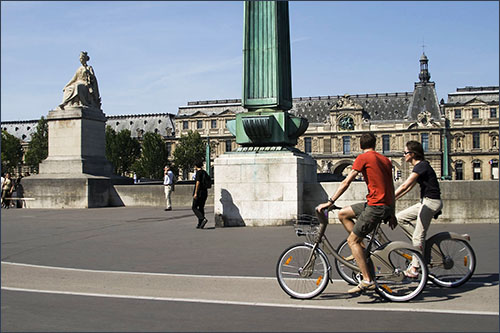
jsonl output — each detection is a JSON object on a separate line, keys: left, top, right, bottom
{"left": 343, "top": 254, "right": 355, "bottom": 261}
{"left": 404, "top": 266, "right": 419, "bottom": 278}
{"left": 347, "top": 280, "right": 375, "bottom": 294}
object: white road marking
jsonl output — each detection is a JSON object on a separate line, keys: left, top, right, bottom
{"left": 2, "top": 261, "right": 498, "bottom": 316}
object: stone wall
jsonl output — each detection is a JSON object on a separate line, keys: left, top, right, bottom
{"left": 110, "top": 183, "right": 214, "bottom": 208}
{"left": 110, "top": 180, "right": 498, "bottom": 224}
{"left": 303, "top": 180, "right": 499, "bottom": 224}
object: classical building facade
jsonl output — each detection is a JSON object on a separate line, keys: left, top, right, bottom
{"left": 176, "top": 53, "right": 471, "bottom": 181}
{"left": 3, "top": 54, "right": 498, "bottom": 181}
{"left": 443, "top": 86, "right": 499, "bottom": 180}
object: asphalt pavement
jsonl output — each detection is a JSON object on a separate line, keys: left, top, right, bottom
{"left": 1, "top": 206, "right": 499, "bottom": 332}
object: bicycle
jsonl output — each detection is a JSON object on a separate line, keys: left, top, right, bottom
{"left": 335, "top": 213, "right": 476, "bottom": 288}
{"left": 276, "top": 205, "right": 428, "bottom": 302}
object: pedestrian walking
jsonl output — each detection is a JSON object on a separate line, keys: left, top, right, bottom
{"left": 192, "top": 161, "right": 210, "bottom": 229}
{"left": 2, "top": 173, "right": 14, "bottom": 208}
{"left": 163, "top": 165, "right": 174, "bottom": 211}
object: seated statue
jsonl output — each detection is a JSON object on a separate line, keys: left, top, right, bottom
{"left": 58, "top": 51, "right": 101, "bottom": 110}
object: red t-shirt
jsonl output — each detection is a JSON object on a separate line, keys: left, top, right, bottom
{"left": 352, "top": 150, "right": 394, "bottom": 206}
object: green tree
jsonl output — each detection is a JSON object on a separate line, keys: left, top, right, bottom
{"left": 132, "top": 132, "right": 169, "bottom": 179}
{"left": 173, "top": 130, "right": 205, "bottom": 179}
{"left": 24, "top": 116, "right": 48, "bottom": 173}
{"left": 105, "top": 127, "right": 141, "bottom": 176}
{"left": 1, "top": 130, "right": 24, "bottom": 174}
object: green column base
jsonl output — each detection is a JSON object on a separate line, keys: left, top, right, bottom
{"left": 226, "top": 110, "right": 308, "bottom": 147}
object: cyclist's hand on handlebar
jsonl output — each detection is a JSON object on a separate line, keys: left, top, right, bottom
{"left": 316, "top": 202, "right": 332, "bottom": 213}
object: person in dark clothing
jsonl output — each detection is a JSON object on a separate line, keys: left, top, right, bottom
{"left": 192, "top": 161, "right": 208, "bottom": 229}
{"left": 394, "top": 140, "right": 443, "bottom": 278}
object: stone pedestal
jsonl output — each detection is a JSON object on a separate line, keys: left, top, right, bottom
{"left": 213, "top": 148, "right": 316, "bottom": 227}
{"left": 23, "top": 106, "right": 126, "bottom": 208}
{"left": 39, "top": 107, "right": 113, "bottom": 176}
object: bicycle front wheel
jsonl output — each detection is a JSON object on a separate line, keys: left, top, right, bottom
{"left": 276, "top": 243, "right": 330, "bottom": 299}
{"left": 374, "top": 247, "right": 428, "bottom": 302}
{"left": 426, "top": 238, "right": 476, "bottom": 288}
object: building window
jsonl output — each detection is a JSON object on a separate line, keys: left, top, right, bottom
{"left": 324, "top": 138, "right": 331, "bottom": 153}
{"left": 211, "top": 119, "right": 217, "bottom": 129}
{"left": 421, "top": 133, "right": 429, "bottom": 152}
{"left": 472, "top": 132, "right": 480, "bottom": 149}
{"left": 491, "top": 159, "right": 499, "bottom": 180}
{"left": 343, "top": 136, "right": 351, "bottom": 155}
{"left": 472, "top": 108, "right": 479, "bottom": 119}
{"left": 197, "top": 120, "right": 203, "bottom": 129}
{"left": 490, "top": 108, "right": 497, "bottom": 118}
{"left": 304, "top": 137, "right": 312, "bottom": 154}
{"left": 382, "top": 135, "right": 390, "bottom": 153}
{"left": 182, "top": 121, "right": 188, "bottom": 130}
{"left": 473, "top": 161, "right": 481, "bottom": 180}
{"left": 166, "top": 142, "right": 172, "bottom": 157}
{"left": 454, "top": 109, "right": 462, "bottom": 119}
{"left": 455, "top": 161, "right": 463, "bottom": 180}
{"left": 225, "top": 140, "right": 232, "bottom": 152}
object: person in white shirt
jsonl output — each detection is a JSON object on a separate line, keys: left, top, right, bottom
{"left": 163, "top": 165, "right": 175, "bottom": 211}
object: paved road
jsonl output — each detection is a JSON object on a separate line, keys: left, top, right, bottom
{"left": 1, "top": 207, "right": 499, "bottom": 332}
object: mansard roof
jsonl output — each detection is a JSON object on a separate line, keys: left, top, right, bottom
{"left": 106, "top": 113, "right": 176, "bottom": 138}
{"left": 407, "top": 82, "right": 442, "bottom": 121}
{"left": 179, "top": 91, "right": 415, "bottom": 124}
{"left": 2, "top": 113, "right": 177, "bottom": 142}
{"left": 446, "top": 86, "right": 499, "bottom": 106}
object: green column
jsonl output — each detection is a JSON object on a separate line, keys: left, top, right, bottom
{"left": 442, "top": 119, "right": 451, "bottom": 180}
{"left": 227, "top": 1, "right": 308, "bottom": 147}
{"left": 242, "top": 1, "right": 291, "bottom": 111}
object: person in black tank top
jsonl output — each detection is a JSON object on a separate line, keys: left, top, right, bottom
{"left": 394, "top": 141, "right": 443, "bottom": 277}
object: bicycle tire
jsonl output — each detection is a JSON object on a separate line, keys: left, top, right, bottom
{"left": 374, "top": 247, "right": 428, "bottom": 302}
{"left": 425, "top": 238, "right": 476, "bottom": 288}
{"left": 276, "top": 243, "right": 330, "bottom": 299}
{"left": 334, "top": 236, "right": 382, "bottom": 285}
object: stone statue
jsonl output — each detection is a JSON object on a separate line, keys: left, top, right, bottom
{"left": 58, "top": 51, "right": 101, "bottom": 110}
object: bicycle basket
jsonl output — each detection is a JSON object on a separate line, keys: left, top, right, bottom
{"left": 294, "top": 214, "right": 320, "bottom": 240}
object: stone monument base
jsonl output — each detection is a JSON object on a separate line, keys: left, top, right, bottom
{"left": 213, "top": 147, "right": 316, "bottom": 227}
{"left": 21, "top": 105, "right": 132, "bottom": 208}
{"left": 21, "top": 174, "right": 122, "bottom": 208}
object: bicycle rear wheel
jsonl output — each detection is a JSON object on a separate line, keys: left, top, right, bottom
{"left": 374, "top": 247, "right": 428, "bottom": 302}
{"left": 276, "top": 243, "right": 329, "bottom": 299}
{"left": 426, "top": 238, "right": 476, "bottom": 288}
{"left": 335, "top": 236, "right": 382, "bottom": 285}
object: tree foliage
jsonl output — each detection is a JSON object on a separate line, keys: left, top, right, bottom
{"left": 24, "top": 116, "right": 48, "bottom": 173}
{"left": 105, "top": 126, "right": 141, "bottom": 176}
{"left": 1, "top": 130, "right": 24, "bottom": 174}
{"left": 132, "top": 132, "right": 169, "bottom": 179}
{"left": 173, "top": 130, "right": 205, "bottom": 179}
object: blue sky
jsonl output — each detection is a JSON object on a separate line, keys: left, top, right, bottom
{"left": 1, "top": 1, "right": 498, "bottom": 122}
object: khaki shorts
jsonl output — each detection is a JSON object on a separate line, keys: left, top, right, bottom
{"left": 351, "top": 202, "right": 394, "bottom": 238}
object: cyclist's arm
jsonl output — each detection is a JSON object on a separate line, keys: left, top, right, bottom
{"left": 317, "top": 169, "right": 359, "bottom": 211}
{"left": 395, "top": 172, "right": 419, "bottom": 200}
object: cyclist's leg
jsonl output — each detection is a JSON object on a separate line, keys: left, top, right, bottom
{"left": 412, "top": 198, "right": 443, "bottom": 267}
{"left": 396, "top": 203, "right": 420, "bottom": 238}
{"left": 339, "top": 202, "right": 364, "bottom": 234}
{"left": 349, "top": 205, "right": 385, "bottom": 285}
{"left": 347, "top": 232, "right": 372, "bottom": 282}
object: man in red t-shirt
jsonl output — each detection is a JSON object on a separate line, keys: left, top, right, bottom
{"left": 316, "top": 132, "right": 395, "bottom": 294}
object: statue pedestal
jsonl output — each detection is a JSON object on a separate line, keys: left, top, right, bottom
{"left": 23, "top": 106, "right": 128, "bottom": 208}
{"left": 213, "top": 148, "right": 316, "bottom": 227}
{"left": 39, "top": 107, "right": 112, "bottom": 176}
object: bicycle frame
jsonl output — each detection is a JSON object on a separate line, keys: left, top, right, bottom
{"left": 374, "top": 221, "right": 472, "bottom": 261}
{"left": 301, "top": 208, "right": 421, "bottom": 282}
